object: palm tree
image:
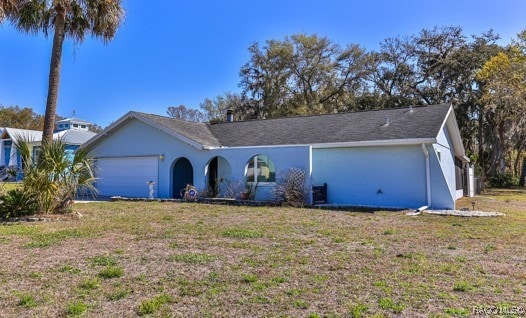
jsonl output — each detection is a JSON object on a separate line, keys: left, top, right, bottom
{"left": 0, "top": 0, "right": 17, "bottom": 22}
{"left": 15, "top": 138, "right": 97, "bottom": 213}
{"left": 14, "top": 0, "right": 125, "bottom": 142}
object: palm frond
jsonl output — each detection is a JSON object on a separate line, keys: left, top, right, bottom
{"left": 15, "top": 0, "right": 49, "bottom": 35}
{"left": 13, "top": 138, "right": 98, "bottom": 213}
{"left": 0, "top": 0, "right": 18, "bottom": 21}
{"left": 86, "top": 0, "right": 124, "bottom": 43}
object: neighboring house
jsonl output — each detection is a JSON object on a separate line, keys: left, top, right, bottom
{"left": 0, "top": 117, "right": 97, "bottom": 176}
{"left": 83, "top": 104, "right": 471, "bottom": 210}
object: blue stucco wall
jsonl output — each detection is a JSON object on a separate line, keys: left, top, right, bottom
{"left": 89, "top": 117, "right": 458, "bottom": 209}
{"left": 428, "top": 125, "right": 457, "bottom": 209}
{"left": 427, "top": 144, "right": 455, "bottom": 209}
{"left": 311, "top": 145, "right": 428, "bottom": 209}
{"left": 89, "top": 118, "right": 311, "bottom": 200}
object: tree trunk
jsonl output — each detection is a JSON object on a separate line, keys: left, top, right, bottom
{"left": 42, "top": 4, "right": 66, "bottom": 143}
{"left": 520, "top": 157, "right": 526, "bottom": 187}
{"left": 477, "top": 106, "right": 485, "bottom": 177}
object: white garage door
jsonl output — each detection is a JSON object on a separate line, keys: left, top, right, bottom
{"left": 96, "top": 156, "right": 158, "bottom": 197}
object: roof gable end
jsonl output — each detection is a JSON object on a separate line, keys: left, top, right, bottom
{"left": 82, "top": 111, "right": 215, "bottom": 150}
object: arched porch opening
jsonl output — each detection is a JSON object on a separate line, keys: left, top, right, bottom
{"left": 172, "top": 157, "right": 194, "bottom": 198}
{"left": 204, "top": 156, "right": 232, "bottom": 197}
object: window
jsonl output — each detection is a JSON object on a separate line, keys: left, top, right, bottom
{"left": 245, "top": 155, "right": 275, "bottom": 183}
{"left": 65, "top": 124, "right": 69, "bottom": 128}
{"left": 59, "top": 124, "right": 63, "bottom": 129}
{"left": 32, "top": 146, "right": 42, "bottom": 163}
{"left": 73, "top": 124, "right": 79, "bottom": 128}
{"left": 81, "top": 125, "right": 87, "bottom": 129}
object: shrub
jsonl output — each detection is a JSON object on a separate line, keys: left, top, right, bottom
{"left": 488, "top": 172, "right": 518, "bottom": 188}
{"left": 15, "top": 139, "right": 97, "bottom": 214}
{"left": 273, "top": 168, "right": 307, "bottom": 207}
{"left": 0, "top": 188, "right": 37, "bottom": 219}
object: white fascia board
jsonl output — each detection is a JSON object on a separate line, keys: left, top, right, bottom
{"left": 439, "top": 105, "right": 467, "bottom": 159}
{"left": 213, "top": 138, "right": 436, "bottom": 150}
{"left": 437, "top": 105, "right": 453, "bottom": 137}
{"left": 208, "top": 144, "right": 314, "bottom": 150}
{"left": 94, "top": 154, "right": 160, "bottom": 159}
{"left": 81, "top": 111, "right": 135, "bottom": 150}
{"left": 132, "top": 113, "right": 203, "bottom": 150}
{"left": 311, "top": 138, "right": 437, "bottom": 149}
{"left": 82, "top": 111, "right": 204, "bottom": 150}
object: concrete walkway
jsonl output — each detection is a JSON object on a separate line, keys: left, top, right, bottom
{"left": 407, "top": 210, "right": 505, "bottom": 217}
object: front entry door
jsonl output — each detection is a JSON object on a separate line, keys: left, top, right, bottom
{"left": 172, "top": 158, "right": 193, "bottom": 198}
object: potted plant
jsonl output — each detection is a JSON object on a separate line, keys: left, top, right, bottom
{"left": 240, "top": 179, "right": 260, "bottom": 201}
{"left": 240, "top": 183, "right": 251, "bottom": 200}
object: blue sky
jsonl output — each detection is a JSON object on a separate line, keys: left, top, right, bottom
{"left": 0, "top": 0, "right": 524, "bottom": 127}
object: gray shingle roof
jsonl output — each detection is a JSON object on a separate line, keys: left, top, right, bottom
{"left": 208, "top": 104, "right": 451, "bottom": 147}
{"left": 122, "top": 104, "right": 451, "bottom": 148}
{"left": 137, "top": 113, "right": 221, "bottom": 147}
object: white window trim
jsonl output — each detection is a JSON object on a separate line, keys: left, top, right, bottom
{"left": 245, "top": 155, "right": 276, "bottom": 183}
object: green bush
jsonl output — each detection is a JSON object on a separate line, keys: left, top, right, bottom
{"left": 488, "top": 172, "right": 518, "bottom": 188}
{"left": 0, "top": 188, "right": 37, "bottom": 219}
{"left": 15, "top": 139, "right": 97, "bottom": 214}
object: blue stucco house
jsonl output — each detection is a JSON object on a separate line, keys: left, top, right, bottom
{"left": 83, "top": 104, "right": 470, "bottom": 210}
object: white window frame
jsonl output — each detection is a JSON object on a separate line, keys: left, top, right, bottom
{"left": 245, "top": 155, "right": 276, "bottom": 184}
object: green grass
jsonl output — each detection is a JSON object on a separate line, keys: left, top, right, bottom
{"left": 106, "top": 287, "right": 132, "bottom": 301}
{"left": 378, "top": 297, "right": 406, "bottom": 313}
{"left": 78, "top": 278, "right": 100, "bottom": 290}
{"left": 25, "top": 229, "right": 89, "bottom": 248}
{"left": 167, "top": 252, "right": 215, "bottom": 264}
{"left": 88, "top": 255, "right": 118, "bottom": 267}
{"left": 221, "top": 228, "right": 263, "bottom": 238}
{"left": 66, "top": 301, "right": 88, "bottom": 316}
{"left": 60, "top": 265, "right": 82, "bottom": 274}
{"left": 137, "top": 294, "right": 172, "bottom": 316}
{"left": 0, "top": 189, "right": 524, "bottom": 317}
{"left": 97, "top": 266, "right": 124, "bottom": 279}
{"left": 241, "top": 273, "right": 258, "bottom": 283}
{"left": 16, "top": 292, "right": 37, "bottom": 308}
{"left": 453, "top": 281, "right": 473, "bottom": 292}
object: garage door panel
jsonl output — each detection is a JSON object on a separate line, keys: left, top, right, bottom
{"left": 96, "top": 156, "right": 158, "bottom": 197}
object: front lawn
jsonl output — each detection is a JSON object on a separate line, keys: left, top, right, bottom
{"left": 0, "top": 189, "right": 524, "bottom": 317}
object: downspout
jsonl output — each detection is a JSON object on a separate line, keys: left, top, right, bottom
{"left": 421, "top": 144, "right": 431, "bottom": 208}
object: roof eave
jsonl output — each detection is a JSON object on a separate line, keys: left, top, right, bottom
{"left": 438, "top": 105, "right": 468, "bottom": 161}
{"left": 81, "top": 112, "right": 205, "bottom": 151}
{"left": 214, "top": 138, "right": 438, "bottom": 150}
{"left": 311, "top": 138, "right": 437, "bottom": 149}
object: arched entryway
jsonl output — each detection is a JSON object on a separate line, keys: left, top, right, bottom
{"left": 205, "top": 156, "right": 232, "bottom": 197}
{"left": 172, "top": 157, "right": 194, "bottom": 198}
